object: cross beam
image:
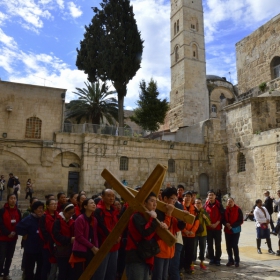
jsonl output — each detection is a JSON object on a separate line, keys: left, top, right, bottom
{"left": 79, "top": 164, "right": 190, "bottom": 280}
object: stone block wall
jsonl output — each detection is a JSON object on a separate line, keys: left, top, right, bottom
{"left": 0, "top": 81, "right": 66, "bottom": 141}
{"left": 236, "top": 13, "right": 280, "bottom": 95}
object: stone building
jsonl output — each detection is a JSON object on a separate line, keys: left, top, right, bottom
{"left": 1, "top": 1, "right": 280, "bottom": 212}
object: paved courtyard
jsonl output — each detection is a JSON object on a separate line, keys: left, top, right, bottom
{"left": 6, "top": 215, "right": 280, "bottom": 279}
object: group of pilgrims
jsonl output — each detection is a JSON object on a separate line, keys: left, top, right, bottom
{"left": 0, "top": 183, "right": 249, "bottom": 280}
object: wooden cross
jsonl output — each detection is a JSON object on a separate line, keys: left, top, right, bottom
{"left": 79, "top": 164, "right": 195, "bottom": 280}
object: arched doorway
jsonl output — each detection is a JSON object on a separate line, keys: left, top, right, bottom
{"left": 199, "top": 173, "right": 209, "bottom": 197}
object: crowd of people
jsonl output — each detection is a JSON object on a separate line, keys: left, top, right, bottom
{"left": 0, "top": 176, "right": 280, "bottom": 280}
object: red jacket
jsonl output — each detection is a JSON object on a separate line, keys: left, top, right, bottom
{"left": 39, "top": 210, "right": 59, "bottom": 249}
{"left": 52, "top": 214, "right": 75, "bottom": 246}
{"left": 204, "top": 200, "right": 223, "bottom": 231}
{"left": 0, "top": 203, "right": 21, "bottom": 242}
{"left": 182, "top": 203, "right": 199, "bottom": 238}
{"left": 94, "top": 200, "right": 120, "bottom": 252}
{"left": 126, "top": 212, "right": 157, "bottom": 269}
{"left": 223, "top": 205, "right": 243, "bottom": 234}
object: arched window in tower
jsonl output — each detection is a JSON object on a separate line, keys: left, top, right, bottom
{"left": 192, "top": 44, "right": 198, "bottom": 59}
{"left": 177, "top": 20, "right": 179, "bottom": 33}
{"left": 190, "top": 17, "right": 198, "bottom": 31}
{"left": 175, "top": 46, "right": 179, "bottom": 62}
{"left": 168, "top": 159, "right": 175, "bottom": 173}
{"left": 270, "top": 56, "right": 280, "bottom": 79}
{"left": 237, "top": 152, "right": 246, "bottom": 173}
{"left": 25, "top": 117, "right": 42, "bottom": 139}
{"left": 211, "top": 104, "right": 217, "bottom": 113}
{"left": 174, "top": 22, "right": 177, "bottom": 36}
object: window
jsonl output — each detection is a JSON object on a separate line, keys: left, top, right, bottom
{"left": 25, "top": 117, "right": 42, "bottom": 139}
{"left": 191, "top": 24, "right": 195, "bottom": 29}
{"left": 175, "top": 46, "right": 179, "bottom": 62}
{"left": 238, "top": 153, "right": 246, "bottom": 172}
{"left": 211, "top": 104, "right": 217, "bottom": 113}
{"left": 192, "top": 44, "right": 198, "bottom": 59}
{"left": 168, "top": 159, "right": 175, "bottom": 173}
{"left": 271, "top": 56, "right": 280, "bottom": 79}
{"left": 190, "top": 17, "right": 198, "bottom": 31}
{"left": 177, "top": 20, "right": 179, "bottom": 32}
{"left": 174, "top": 22, "right": 177, "bottom": 36}
{"left": 120, "top": 156, "right": 129, "bottom": 171}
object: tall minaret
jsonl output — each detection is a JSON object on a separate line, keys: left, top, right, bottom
{"left": 169, "top": 0, "right": 209, "bottom": 131}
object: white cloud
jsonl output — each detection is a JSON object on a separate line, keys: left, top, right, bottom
{"left": 68, "top": 2, "right": 82, "bottom": 18}
{"left": 0, "top": 28, "right": 17, "bottom": 49}
{"left": 0, "top": 11, "right": 9, "bottom": 25}
{"left": 56, "top": 0, "right": 64, "bottom": 9}
{"left": 0, "top": 0, "right": 54, "bottom": 31}
{"left": 125, "top": 0, "right": 170, "bottom": 108}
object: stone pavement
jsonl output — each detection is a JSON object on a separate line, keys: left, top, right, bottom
{"left": 7, "top": 219, "right": 280, "bottom": 280}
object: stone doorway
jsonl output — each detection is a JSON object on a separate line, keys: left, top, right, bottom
{"left": 68, "top": 171, "right": 79, "bottom": 195}
{"left": 199, "top": 173, "right": 209, "bottom": 197}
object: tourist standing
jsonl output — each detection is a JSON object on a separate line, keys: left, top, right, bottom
{"left": 7, "top": 173, "right": 14, "bottom": 195}
{"left": 0, "top": 175, "right": 5, "bottom": 201}
{"left": 263, "top": 190, "right": 275, "bottom": 234}
{"left": 0, "top": 194, "right": 21, "bottom": 280}
{"left": 16, "top": 201, "right": 45, "bottom": 280}
{"left": 25, "top": 179, "right": 33, "bottom": 200}
{"left": 125, "top": 192, "right": 158, "bottom": 280}
{"left": 194, "top": 198, "right": 211, "bottom": 270}
{"left": 52, "top": 203, "right": 75, "bottom": 280}
{"left": 94, "top": 189, "right": 120, "bottom": 280}
{"left": 204, "top": 190, "right": 224, "bottom": 266}
{"left": 223, "top": 198, "right": 243, "bottom": 267}
{"left": 71, "top": 199, "right": 99, "bottom": 280}
{"left": 254, "top": 199, "right": 275, "bottom": 254}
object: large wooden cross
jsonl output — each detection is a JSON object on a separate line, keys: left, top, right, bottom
{"left": 79, "top": 164, "right": 195, "bottom": 280}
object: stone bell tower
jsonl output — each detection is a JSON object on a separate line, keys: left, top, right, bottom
{"left": 169, "top": 0, "right": 209, "bottom": 131}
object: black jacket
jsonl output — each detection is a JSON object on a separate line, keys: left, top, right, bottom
{"left": 263, "top": 196, "right": 273, "bottom": 215}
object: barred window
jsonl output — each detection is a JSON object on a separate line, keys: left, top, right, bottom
{"left": 238, "top": 152, "right": 246, "bottom": 172}
{"left": 25, "top": 117, "right": 42, "bottom": 139}
{"left": 168, "top": 159, "right": 175, "bottom": 173}
{"left": 120, "top": 156, "right": 129, "bottom": 171}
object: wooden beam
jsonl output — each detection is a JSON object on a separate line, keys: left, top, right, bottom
{"left": 127, "top": 187, "right": 195, "bottom": 225}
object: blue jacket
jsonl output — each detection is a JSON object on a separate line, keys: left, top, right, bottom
{"left": 16, "top": 214, "right": 43, "bottom": 254}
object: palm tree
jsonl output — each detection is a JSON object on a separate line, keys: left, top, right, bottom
{"left": 67, "top": 81, "right": 118, "bottom": 126}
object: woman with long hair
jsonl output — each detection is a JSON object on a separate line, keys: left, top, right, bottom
{"left": 73, "top": 193, "right": 86, "bottom": 220}
{"left": 71, "top": 198, "right": 99, "bottom": 279}
{"left": 0, "top": 194, "right": 21, "bottom": 280}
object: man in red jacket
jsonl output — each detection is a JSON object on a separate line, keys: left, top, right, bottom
{"left": 94, "top": 189, "right": 120, "bottom": 280}
{"left": 204, "top": 190, "right": 224, "bottom": 266}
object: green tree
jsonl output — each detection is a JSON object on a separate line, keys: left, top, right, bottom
{"left": 130, "top": 79, "right": 169, "bottom": 132}
{"left": 67, "top": 81, "right": 118, "bottom": 126}
{"left": 76, "top": 0, "right": 144, "bottom": 132}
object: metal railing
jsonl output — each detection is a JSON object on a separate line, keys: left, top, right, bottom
{"left": 62, "top": 123, "right": 147, "bottom": 137}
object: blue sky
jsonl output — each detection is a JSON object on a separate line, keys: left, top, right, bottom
{"left": 0, "top": 0, "right": 280, "bottom": 109}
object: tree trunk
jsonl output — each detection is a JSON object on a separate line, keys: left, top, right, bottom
{"left": 118, "top": 96, "right": 124, "bottom": 136}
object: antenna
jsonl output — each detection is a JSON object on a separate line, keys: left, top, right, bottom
{"left": 32, "top": 75, "right": 53, "bottom": 86}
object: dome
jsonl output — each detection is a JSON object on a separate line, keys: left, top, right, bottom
{"left": 206, "top": 75, "right": 227, "bottom": 82}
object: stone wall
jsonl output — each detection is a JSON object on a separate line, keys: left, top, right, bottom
{"left": 0, "top": 81, "right": 66, "bottom": 140}
{"left": 225, "top": 98, "right": 280, "bottom": 211}
{"left": 236, "top": 13, "right": 280, "bottom": 95}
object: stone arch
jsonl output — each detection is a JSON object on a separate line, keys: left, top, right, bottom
{"left": 1, "top": 150, "right": 29, "bottom": 185}
{"left": 199, "top": 173, "right": 209, "bottom": 197}
{"left": 270, "top": 56, "right": 280, "bottom": 80}
{"left": 53, "top": 151, "right": 81, "bottom": 167}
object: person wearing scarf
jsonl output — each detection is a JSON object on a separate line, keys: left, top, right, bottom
{"left": 222, "top": 197, "right": 243, "bottom": 267}
{"left": 52, "top": 203, "right": 75, "bottom": 280}
{"left": 0, "top": 194, "right": 21, "bottom": 280}
{"left": 16, "top": 200, "right": 45, "bottom": 280}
